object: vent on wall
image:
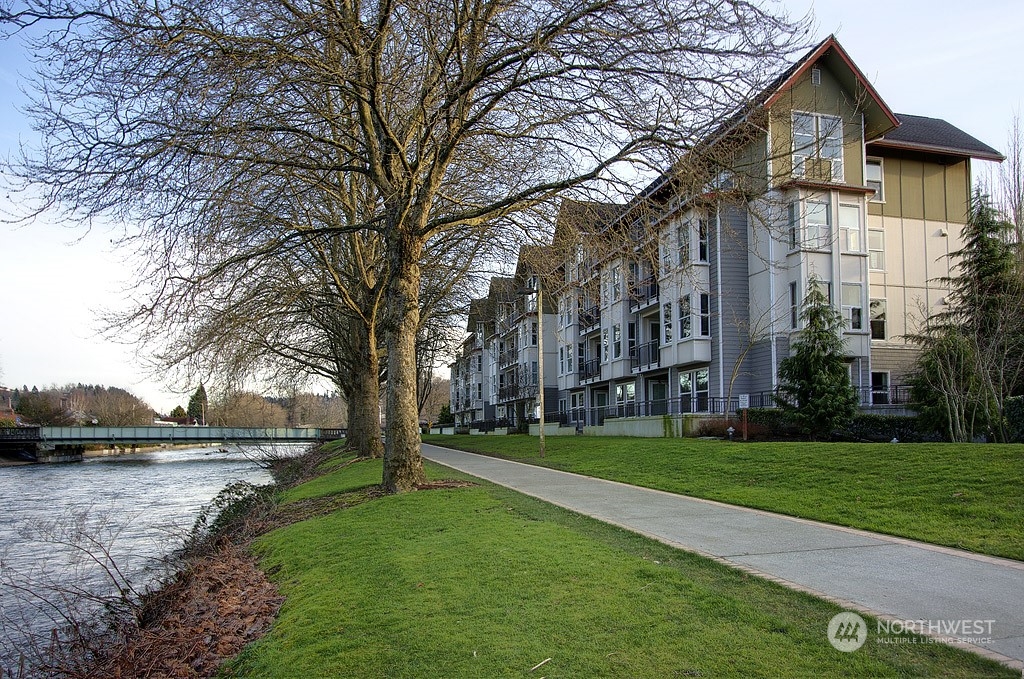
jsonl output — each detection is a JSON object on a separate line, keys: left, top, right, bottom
{"left": 811, "top": 67, "right": 821, "bottom": 86}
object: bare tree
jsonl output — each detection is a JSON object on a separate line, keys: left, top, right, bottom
{"left": 4, "top": 0, "right": 808, "bottom": 491}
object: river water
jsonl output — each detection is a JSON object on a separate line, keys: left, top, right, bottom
{"left": 0, "top": 444, "right": 303, "bottom": 671}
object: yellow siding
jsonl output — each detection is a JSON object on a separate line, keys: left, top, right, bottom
{"left": 767, "top": 63, "right": 864, "bottom": 187}
{"left": 923, "top": 164, "right": 946, "bottom": 221}
{"left": 900, "top": 160, "right": 925, "bottom": 220}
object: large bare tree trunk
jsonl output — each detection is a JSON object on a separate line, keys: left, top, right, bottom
{"left": 345, "top": 317, "right": 384, "bottom": 459}
{"left": 382, "top": 234, "right": 428, "bottom": 493}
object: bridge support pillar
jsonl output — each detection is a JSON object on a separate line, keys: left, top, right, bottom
{"left": 36, "top": 444, "right": 84, "bottom": 463}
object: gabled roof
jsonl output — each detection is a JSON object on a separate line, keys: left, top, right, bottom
{"left": 868, "top": 113, "right": 1004, "bottom": 162}
{"left": 551, "top": 199, "right": 627, "bottom": 246}
{"left": 761, "top": 35, "right": 899, "bottom": 139}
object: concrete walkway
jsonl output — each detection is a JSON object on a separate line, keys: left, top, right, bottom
{"left": 421, "top": 444, "right": 1024, "bottom": 669}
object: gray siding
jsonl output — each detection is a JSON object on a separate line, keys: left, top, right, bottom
{"left": 712, "top": 204, "right": 752, "bottom": 398}
{"left": 870, "top": 345, "right": 919, "bottom": 384}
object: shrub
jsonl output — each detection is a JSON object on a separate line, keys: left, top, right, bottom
{"left": 841, "top": 413, "right": 935, "bottom": 443}
{"left": 743, "top": 408, "right": 800, "bottom": 438}
{"left": 1005, "top": 396, "right": 1024, "bottom": 443}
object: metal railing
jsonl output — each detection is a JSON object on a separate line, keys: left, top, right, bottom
{"left": 629, "top": 340, "right": 660, "bottom": 371}
{"left": 579, "top": 305, "right": 600, "bottom": 331}
{"left": 578, "top": 358, "right": 601, "bottom": 382}
{"left": 629, "top": 277, "right": 659, "bottom": 310}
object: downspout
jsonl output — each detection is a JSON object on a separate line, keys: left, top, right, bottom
{"left": 766, "top": 115, "right": 778, "bottom": 391}
{"left": 716, "top": 205, "right": 725, "bottom": 403}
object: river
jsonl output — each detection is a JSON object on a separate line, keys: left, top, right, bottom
{"left": 0, "top": 444, "right": 303, "bottom": 672}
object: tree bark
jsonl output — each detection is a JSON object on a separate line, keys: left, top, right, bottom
{"left": 382, "top": 234, "right": 427, "bottom": 493}
{"left": 344, "top": 315, "right": 384, "bottom": 459}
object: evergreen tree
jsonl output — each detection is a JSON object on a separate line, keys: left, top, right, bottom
{"left": 187, "top": 383, "right": 208, "bottom": 424}
{"left": 170, "top": 405, "right": 187, "bottom": 418}
{"left": 776, "top": 276, "right": 859, "bottom": 440}
{"left": 909, "top": 193, "right": 1024, "bottom": 441}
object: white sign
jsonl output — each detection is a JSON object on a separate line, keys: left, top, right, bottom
{"left": 737, "top": 394, "right": 750, "bottom": 410}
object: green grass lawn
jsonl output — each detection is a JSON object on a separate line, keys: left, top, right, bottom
{"left": 226, "top": 456, "right": 1014, "bottom": 678}
{"left": 421, "top": 435, "right": 1024, "bottom": 562}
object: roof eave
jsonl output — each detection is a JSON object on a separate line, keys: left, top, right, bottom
{"left": 868, "top": 139, "right": 1005, "bottom": 163}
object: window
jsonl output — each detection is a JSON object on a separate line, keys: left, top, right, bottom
{"left": 792, "top": 112, "right": 844, "bottom": 182}
{"left": 613, "top": 324, "right": 622, "bottom": 359}
{"left": 531, "top": 361, "right": 538, "bottom": 385}
{"left": 870, "top": 299, "right": 886, "bottom": 340}
{"left": 842, "top": 283, "right": 863, "bottom": 330}
{"left": 627, "top": 322, "right": 637, "bottom": 357}
{"left": 531, "top": 322, "right": 538, "bottom": 346}
{"left": 699, "top": 293, "right": 711, "bottom": 336}
{"left": 677, "top": 222, "right": 690, "bottom": 265}
{"left": 663, "top": 303, "right": 673, "bottom": 342}
{"left": 611, "top": 265, "right": 621, "bottom": 300}
{"left": 871, "top": 371, "right": 890, "bottom": 405}
{"left": 805, "top": 200, "right": 831, "bottom": 249}
{"left": 697, "top": 217, "right": 709, "bottom": 262}
{"left": 866, "top": 158, "right": 884, "bottom": 202}
{"left": 789, "top": 282, "right": 799, "bottom": 329}
{"left": 615, "top": 382, "right": 636, "bottom": 404}
{"left": 476, "top": 384, "right": 482, "bottom": 400}
{"left": 602, "top": 329, "right": 609, "bottom": 362}
{"left": 680, "top": 368, "right": 710, "bottom": 413}
{"left": 566, "top": 343, "right": 574, "bottom": 373}
{"left": 788, "top": 203, "right": 799, "bottom": 249}
{"left": 559, "top": 346, "right": 565, "bottom": 374}
{"left": 839, "top": 204, "right": 861, "bottom": 252}
{"left": 679, "top": 295, "right": 692, "bottom": 338}
{"left": 868, "top": 229, "right": 885, "bottom": 270}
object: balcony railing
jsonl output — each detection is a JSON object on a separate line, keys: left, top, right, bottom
{"left": 577, "top": 358, "right": 601, "bottom": 382}
{"left": 579, "top": 305, "right": 600, "bottom": 332}
{"left": 629, "top": 340, "right": 660, "bottom": 371}
{"left": 498, "top": 348, "right": 518, "bottom": 367}
{"left": 629, "top": 277, "right": 659, "bottom": 311}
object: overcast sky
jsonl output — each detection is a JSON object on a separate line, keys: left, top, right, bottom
{"left": 2, "top": 0, "right": 1022, "bottom": 414}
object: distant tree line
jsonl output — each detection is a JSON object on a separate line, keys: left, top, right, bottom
{"left": 12, "top": 384, "right": 155, "bottom": 426}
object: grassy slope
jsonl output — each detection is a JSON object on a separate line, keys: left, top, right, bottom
{"left": 227, "top": 457, "right": 1014, "bottom": 678}
{"left": 422, "top": 436, "right": 1024, "bottom": 562}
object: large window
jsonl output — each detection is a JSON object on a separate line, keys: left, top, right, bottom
{"left": 839, "top": 204, "right": 861, "bottom": 253}
{"left": 679, "top": 295, "right": 692, "bottom": 338}
{"left": 841, "top": 283, "right": 863, "bottom": 330}
{"left": 677, "top": 221, "right": 690, "bottom": 265}
{"left": 866, "top": 158, "right": 884, "bottom": 201}
{"left": 805, "top": 200, "right": 831, "bottom": 249}
{"left": 870, "top": 299, "right": 887, "bottom": 340}
{"left": 679, "top": 368, "right": 710, "bottom": 413}
{"left": 793, "top": 112, "right": 844, "bottom": 182}
{"left": 613, "top": 324, "right": 622, "bottom": 359}
{"left": 611, "top": 265, "right": 621, "bottom": 300}
{"left": 615, "top": 381, "right": 636, "bottom": 404}
{"left": 663, "top": 303, "right": 673, "bottom": 343}
{"left": 868, "top": 229, "right": 885, "bottom": 270}
{"left": 602, "top": 329, "right": 609, "bottom": 362}
{"left": 566, "top": 343, "right": 573, "bottom": 373}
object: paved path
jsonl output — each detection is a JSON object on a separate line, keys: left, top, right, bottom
{"left": 421, "top": 444, "right": 1024, "bottom": 669}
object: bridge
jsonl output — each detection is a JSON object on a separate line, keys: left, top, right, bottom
{"left": 0, "top": 426, "right": 345, "bottom": 462}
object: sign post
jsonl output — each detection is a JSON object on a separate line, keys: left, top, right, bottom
{"left": 738, "top": 394, "right": 750, "bottom": 441}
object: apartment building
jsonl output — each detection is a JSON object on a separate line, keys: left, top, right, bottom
{"left": 451, "top": 36, "right": 1002, "bottom": 433}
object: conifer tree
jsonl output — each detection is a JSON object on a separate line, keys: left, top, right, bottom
{"left": 776, "top": 276, "right": 858, "bottom": 439}
{"left": 187, "top": 384, "right": 208, "bottom": 424}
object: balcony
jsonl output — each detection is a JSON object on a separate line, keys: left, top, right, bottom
{"left": 578, "top": 358, "right": 601, "bottom": 382}
{"left": 579, "top": 304, "right": 601, "bottom": 333}
{"left": 629, "top": 277, "right": 659, "bottom": 311}
{"left": 630, "top": 340, "right": 660, "bottom": 372}
{"left": 498, "top": 347, "right": 518, "bottom": 367}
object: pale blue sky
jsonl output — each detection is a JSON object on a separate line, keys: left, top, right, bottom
{"left": 1, "top": 0, "right": 1021, "bottom": 413}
